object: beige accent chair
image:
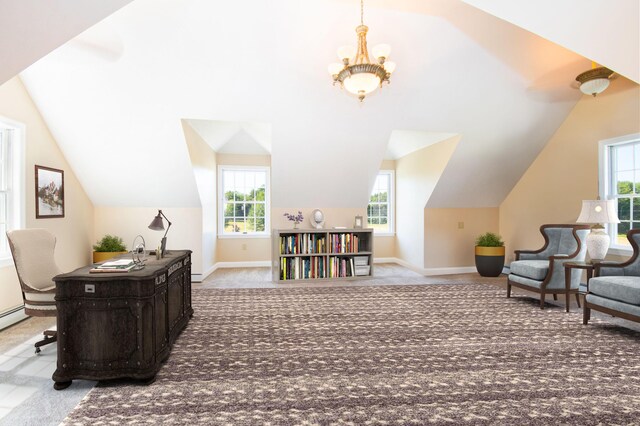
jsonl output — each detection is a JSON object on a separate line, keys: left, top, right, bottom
{"left": 7, "top": 229, "right": 62, "bottom": 353}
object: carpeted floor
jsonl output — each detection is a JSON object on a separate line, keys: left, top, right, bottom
{"left": 63, "top": 284, "right": 640, "bottom": 425}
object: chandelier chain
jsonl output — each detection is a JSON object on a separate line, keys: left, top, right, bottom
{"left": 360, "top": 0, "right": 364, "bottom": 25}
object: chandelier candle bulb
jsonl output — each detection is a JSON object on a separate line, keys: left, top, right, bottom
{"left": 383, "top": 61, "right": 396, "bottom": 75}
{"left": 372, "top": 44, "right": 391, "bottom": 62}
{"left": 337, "top": 45, "right": 356, "bottom": 63}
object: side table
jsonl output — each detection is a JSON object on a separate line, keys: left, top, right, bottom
{"left": 563, "top": 261, "right": 594, "bottom": 313}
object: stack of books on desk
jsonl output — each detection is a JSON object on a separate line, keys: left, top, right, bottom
{"left": 90, "top": 259, "right": 136, "bottom": 273}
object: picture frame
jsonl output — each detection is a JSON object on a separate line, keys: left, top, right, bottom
{"left": 354, "top": 215, "right": 363, "bottom": 229}
{"left": 35, "top": 165, "right": 64, "bottom": 219}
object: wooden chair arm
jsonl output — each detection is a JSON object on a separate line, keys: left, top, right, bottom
{"left": 594, "top": 261, "right": 626, "bottom": 277}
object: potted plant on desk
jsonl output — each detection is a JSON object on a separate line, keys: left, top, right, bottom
{"left": 475, "top": 232, "right": 505, "bottom": 277}
{"left": 93, "top": 234, "right": 127, "bottom": 263}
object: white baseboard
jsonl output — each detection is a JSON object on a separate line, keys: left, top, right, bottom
{"left": 374, "top": 257, "right": 477, "bottom": 276}
{"left": 423, "top": 266, "right": 477, "bottom": 276}
{"left": 194, "top": 258, "right": 481, "bottom": 281}
{"left": 215, "top": 261, "right": 271, "bottom": 269}
{"left": 192, "top": 261, "right": 271, "bottom": 282}
{"left": 0, "top": 306, "right": 28, "bottom": 331}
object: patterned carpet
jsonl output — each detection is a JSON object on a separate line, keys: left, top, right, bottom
{"left": 63, "top": 284, "right": 640, "bottom": 425}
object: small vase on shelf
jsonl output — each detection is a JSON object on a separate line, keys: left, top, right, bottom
{"left": 284, "top": 211, "right": 304, "bottom": 230}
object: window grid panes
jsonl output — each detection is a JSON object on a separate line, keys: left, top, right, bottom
{"left": 220, "top": 168, "right": 268, "bottom": 235}
{"left": 609, "top": 140, "right": 640, "bottom": 246}
{"left": 367, "top": 171, "right": 393, "bottom": 234}
{"left": 0, "top": 127, "right": 12, "bottom": 256}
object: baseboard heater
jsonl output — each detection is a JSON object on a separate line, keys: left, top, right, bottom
{"left": 0, "top": 305, "right": 28, "bottom": 331}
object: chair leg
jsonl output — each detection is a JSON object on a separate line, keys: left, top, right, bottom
{"left": 575, "top": 293, "right": 581, "bottom": 308}
{"left": 34, "top": 330, "right": 57, "bottom": 354}
{"left": 507, "top": 282, "right": 511, "bottom": 298}
{"left": 565, "top": 292, "right": 570, "bottom": 313}
{"left": 583, "top": 305, "right": 591, "bottom": 325}
{"left": 540, "top": 293, "right": 546, "bottom": 309}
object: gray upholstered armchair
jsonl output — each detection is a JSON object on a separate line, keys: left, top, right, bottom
{"left": 584, "top": 229, "right": 640, "bottom": 325}
{"left": 7, "top": 229, "right": 63, "bottom": 353}
{"left": 507, "top": 224, "right": 590, "bottom": 310}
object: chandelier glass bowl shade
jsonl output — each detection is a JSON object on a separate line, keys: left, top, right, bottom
{"left": 328, "top": 1, "right": 395, "bottom": 102}
{"left": 576, "top": 66, "right": 614, "bottom": 97}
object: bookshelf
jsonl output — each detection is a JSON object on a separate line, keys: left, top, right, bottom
{"left": 272, "top": 228, "right": 374, "bottom": 282}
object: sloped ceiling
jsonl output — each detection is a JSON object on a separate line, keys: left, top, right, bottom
{"left": 13, "top": 0, "right": 639, "bottom": 208}
{"left": 0, "top": 0, "right": 133, "bottom": 85}
{"left": 460, "top": 0, "right": 640, "bottom": 83}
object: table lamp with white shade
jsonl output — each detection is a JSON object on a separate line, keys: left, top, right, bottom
{"left": 576, "top": 199, "right": 620, "bottom": 262}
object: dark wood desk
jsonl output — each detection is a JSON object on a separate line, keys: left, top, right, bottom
{"left": 52, "top": 250, "right": 192, "bottom": 390}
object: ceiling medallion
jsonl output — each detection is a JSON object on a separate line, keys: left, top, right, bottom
{"left": 328, "top": 0, "right": 395, "bottom": 102}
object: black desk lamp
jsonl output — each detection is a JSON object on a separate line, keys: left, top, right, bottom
{"left": 148, "top": 210, "right": 172, "bottom": 256}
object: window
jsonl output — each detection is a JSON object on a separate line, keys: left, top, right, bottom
{"left": 218, "top": 166, "right": 270, "bottom": 237}
{"left": 367, "top": 170, "right": 394, "bottom": 235}
{"left": 600, "top": 133, "right": 640, "bottom": 251}
{"left": 0, "top": 118, "right": 24, "bottom": 263}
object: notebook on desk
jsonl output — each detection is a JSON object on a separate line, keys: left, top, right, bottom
{"left": 90, "top": 259, "right": 136, "bottom": 273}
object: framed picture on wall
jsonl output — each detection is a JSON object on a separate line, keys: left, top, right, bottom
{"left": 35, "top": 165, "right": 64, "bottom": 218}
{"left": 354, "top": 215, "right": 363, "bottom": 229}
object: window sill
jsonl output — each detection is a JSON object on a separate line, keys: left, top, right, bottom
{"left": 608, "top": 246, "right": 633, "bottom": 256}
{"left": 0, "top": 256, "right": 14, "bottom": 268}
{"left": 217, "top": 233, "right": 270, "bottom": 239}
{"left": 373, "top": 232, "right": 395, "bottom": 237}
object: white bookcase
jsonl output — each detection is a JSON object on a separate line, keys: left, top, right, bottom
{"left": 272, "top": 228, "right": 373, "bottom": 282}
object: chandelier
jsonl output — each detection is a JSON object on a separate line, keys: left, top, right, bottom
{"left": 328, "top": 0, "right": 395, "bottom": 102}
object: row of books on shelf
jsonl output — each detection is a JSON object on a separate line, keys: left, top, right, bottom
{"left": 279, "top": 256, "right": 370, "bottom": 280}
{"left": 280, "top": 233, "right": 326, "bottom": 255}
{"left": 330, "top": 233, "right": 364, "bottom": 254}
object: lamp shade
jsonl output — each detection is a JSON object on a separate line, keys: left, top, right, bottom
{"left": 579, "top": 78, "right": 610, "bottom": 96}
{"left": 148, "top": 212, "right": 165, "bottom": 230}
{"left": 576, "top": 199, "right": 620, "bottom": 224}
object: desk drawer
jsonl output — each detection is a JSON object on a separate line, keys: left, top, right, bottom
{"left": 56, "top": 277, "right": 159, "bottom": 300}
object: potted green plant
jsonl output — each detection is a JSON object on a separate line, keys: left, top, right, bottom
{"left": 474, "top": 232, "right": 505, "bottom": 277}
{"left": 93, "top": 234, "right": 127, "bottom": 263}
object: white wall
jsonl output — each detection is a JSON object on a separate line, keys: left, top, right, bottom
{"left": 395, "top": 136, "right": 460, "bottom": 269}
{"left": 183, "top": 120, "right": 217, "bottom": 277}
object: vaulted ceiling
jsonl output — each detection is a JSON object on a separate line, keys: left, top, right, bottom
{"left": 3, "top": 0, "right": 638, "bottom": 208}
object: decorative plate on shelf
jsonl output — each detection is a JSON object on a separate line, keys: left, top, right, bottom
{"left": 310, "top": 209, "right": 325, "bottom": 229}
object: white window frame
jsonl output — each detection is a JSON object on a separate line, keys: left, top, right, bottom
{"left": 367, "top": 170, "right": 395, "bottom": 236}
{"left": 0, "top": 116, "right": 25, "bottom": 267}
{"left": 599, "top": 133, "right": 640, "bottom": 255}
{"left": 217, "top": 165, "right": 270, "bottom": 239}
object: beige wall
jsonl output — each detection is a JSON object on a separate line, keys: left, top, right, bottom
{"left": 395, "top": 136, "right": 460, "bottom": 269}
{"left": 374, "top": 236, "right": 395, "bottom": 258}
{"left": 0, "top": 77, "right": 94, "bottom": 314}
{"left": 424, "top": 208, "right": 499, "bottom": 268}
{"left": 183, "top": 121, "right": 217, "bottom": 275}
{"left": 94, "top": 207, "right": 203, "bottom": 273}
{"left": 500, "top": 79, "right": 640, "bottom": 263}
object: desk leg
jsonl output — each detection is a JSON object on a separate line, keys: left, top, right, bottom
{"left": 564, "top": 267, "right": 571, "bottom": 313}
{"left": 54, "top": 381, "right": 72, "bottom": 390}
